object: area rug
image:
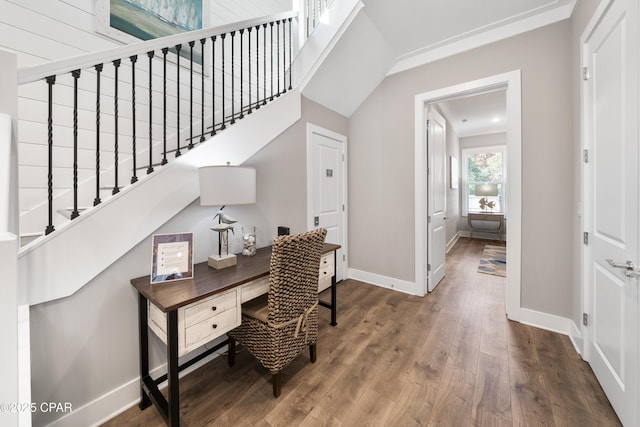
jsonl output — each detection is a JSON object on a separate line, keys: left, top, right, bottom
{"left": 478, "top": 245, "right": 506, "bottom": 277}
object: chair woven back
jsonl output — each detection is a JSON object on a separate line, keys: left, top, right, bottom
{"left": 268, "top": 228, "right": 327, "bottom": 325}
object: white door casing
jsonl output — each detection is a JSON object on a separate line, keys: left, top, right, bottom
{"left": 307, "top": 123, "right": 346, "bottom": 281}
{"left": 415, "top": 70, "right": 522, "bottom": 303}
{"left": 427, "top": 108, "right": 447, "bottom": 291}
{"left": 582, "top": 0, "right": 639, "bottom": 425}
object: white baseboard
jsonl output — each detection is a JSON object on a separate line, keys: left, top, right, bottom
{"left": 509, "top": 306, "right": 583, "bottom": 357}
{"left": 568, "top": 319, "right": 583, "bottom": 356}
{"left": 446, "top": 232, "right": 461, "bottom": 253}
{"left": 48, "top": 345, "right": 228, "bottom": 427}
{"left": 347, "top": 268, "right": 417, "bottom": 295}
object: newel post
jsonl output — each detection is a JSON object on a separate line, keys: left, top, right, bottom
{"left": 0, "top": 47, "right": 23, "bottom": 427}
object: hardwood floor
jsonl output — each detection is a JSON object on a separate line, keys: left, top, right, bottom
{"left": 104, "top": 238, "right": 621, "bottom": 426}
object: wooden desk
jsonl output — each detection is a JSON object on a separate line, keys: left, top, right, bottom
{"left": 131, "top": 243, "right": 340, "bottom": 426}
{"left": 468, "top": 212, "right": 504, "bottom": 241}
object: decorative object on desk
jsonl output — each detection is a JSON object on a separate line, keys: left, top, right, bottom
{"left": 199, "top": 165, "right": 256, "bottom": 269}
{"left": 150, "top": 232, "right": 193, "bottom": 283}
{"left": 476, "top": 183, "right": 498, "bottom": 212}
{"left": 242, "top": 226, "right": 256, "bottom": 256}
{"left": 478, "top": 244, "right": 506, "bottom": 277}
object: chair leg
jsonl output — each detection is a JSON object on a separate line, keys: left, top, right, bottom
{"left": 309, "top": 343, "right": 317, "bottom": 363}
{"left": 272, "top": 373, "right": 281, "bottom": 398}
{"left": 227, "top": 336, "right": 236, "bottom": 367}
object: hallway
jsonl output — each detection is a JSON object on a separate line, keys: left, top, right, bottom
{"left": 105, "top": 238, "right": 620, "bottom": 426}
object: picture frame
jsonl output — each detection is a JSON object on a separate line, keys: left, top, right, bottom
{"left": 450, "top": 156, "right": 459, "bottom": 189}
{"left": 151, "top": 232, "right": 194, "bottom": 284}
{"left": 95, "top": 0, "right": 209, "bottom": 45}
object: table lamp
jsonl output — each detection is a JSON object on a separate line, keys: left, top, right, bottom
{"left": 198, "top": 165, "right": 256, "bottom": 269}
{"left": 476, "top": 183, "right": 498, "bottom": 212}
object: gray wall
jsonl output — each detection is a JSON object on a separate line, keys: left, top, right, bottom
{"left": 28, "top": 96, "right": 347, "bottom": 426}
{"left": 349, "top": 20, "right": 574, "bottom": 317}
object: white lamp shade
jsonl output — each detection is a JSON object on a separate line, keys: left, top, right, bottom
{"left": 198, "top": 166, "right": 256, "bottom": 206}
{"left": 475, "top": 183, "right": 498, "bottom": 197}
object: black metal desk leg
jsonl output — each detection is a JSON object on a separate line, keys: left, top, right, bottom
{"left": 330, "top": 251, "right": 337, "bottom": 326}
{"left": 138, "top": 294, "right": 152, "bottom": 409}
{"left": 166, "top": 310, "right": 180, "bottom": 426}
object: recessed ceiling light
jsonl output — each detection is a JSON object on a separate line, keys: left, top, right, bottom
{"left": 491, "top": 117, "right": 501, "bottom": 123}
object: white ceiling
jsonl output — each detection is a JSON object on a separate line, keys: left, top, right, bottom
{"left": 302, "top": 0, "right": 575, "bottom": 129}
{"left": 437, "top": 89, "right": 507, "bottom": 137}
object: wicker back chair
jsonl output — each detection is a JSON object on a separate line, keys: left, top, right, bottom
{"left": 227, "top": 228, "right": 327, "bottom": 397}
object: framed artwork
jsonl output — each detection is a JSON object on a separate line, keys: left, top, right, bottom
{"left": 96, "top": 0, "right": 208, "bottom": 44}
{"left": 151, "top": 232, "right": 194, "bottom": 284}
{"left": 450, "top": 156, "right": 459, "bottom": 189}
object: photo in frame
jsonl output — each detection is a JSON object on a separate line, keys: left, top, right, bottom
{"left": 151, "top": 232, "right": 194, "bottom": 284}
{"left": 95, "top": 0, "right": 208, "bottom": 44}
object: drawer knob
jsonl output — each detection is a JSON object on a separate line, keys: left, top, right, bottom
{"left": 212, "top": 324, "right": 218, "bottom": 329}
{"left": 211, "top": 306, "right": 217, "bottom": 312}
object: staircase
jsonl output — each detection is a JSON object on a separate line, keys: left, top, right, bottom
{"left": 9, "top": 0, "right": 363, "bottom": 307}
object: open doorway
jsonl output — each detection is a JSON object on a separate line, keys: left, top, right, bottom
{"left": 414, "top": 70, "right": 522, "bottom": 321}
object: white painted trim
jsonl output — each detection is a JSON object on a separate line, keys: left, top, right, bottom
{"left": 388, "top": 1, "right": 576, "bottom": 75}
{"left": 515, "top": 307, "right": 580, "bottom": 337}
{"left": 568, "top": 319, "right": 583, "bottom": 357}
{"left": 0, "top": 233, "right": 19, "bottom": 427}
{"left": 414, "top": 71, "right": 522, "bottom": 319}
{"left": 445, "top": 231, "right": 461, "bottom": 253}
{"left": 17, "top": 305, "right": 31, "bottom": 427}
{"left": 347, "top": 268, "right": 415, "bottom": 296}
{"left": 306, "top": 123, "right": 348, "bottom": 282}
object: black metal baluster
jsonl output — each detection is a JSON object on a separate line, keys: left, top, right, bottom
{"left": 256, "top": 25, "right": 261, "bottom": 110}
{"left": 239, "top": 29, "right": 244, "bottom": 120}
{"left": 282, "top": 19, "right": 287, "bottom": 94}
{"left": 71, "top": 70, "right": 80, "bottom": 220}
{"left": 263, "top": 23, "right": 267, "bottom": 105}
{"left": 270, "top": 21, "right": 274, "bottom": 101}
{"left": 288, "top": 17, "right": 293, "bottom": 90}
{"left": 248, "top": 27, "right": 252, "bottom": 114}
{"left": 113, "top": 60, "right": 121, "bottom": 195}
{"left": 230, "top": 31, "right": 236, "bottom": 125}
{"left": 175, "top": 43, "right": 182, "bottom": 157}
{"left": 45, "top": 75, "right": 55, "bottom": 235}
{"left": 188, "top": 41, "right": 194, "bottom": 149}
{"left": 211, "top": 35, "right": 216, "bottom": 135}
{"left": 221, "top": 33, "right": 226, "bottom": 131}
{"left": 94, "top": 63, "right": 103, "bottom": 207}
{"left": 200, "top": 38, "right": 206, "bottom": 142}
{"left": 276, "top": 20, "right": 281, "bottom": 96}
{"left": 130, "top": 55, "right": 138, "bottom": 184}
{"left": 161, "top": 48, "right": 168, "bottom": 166}
{"left": 147, "top": 51, "right": 154, "bottom": 174}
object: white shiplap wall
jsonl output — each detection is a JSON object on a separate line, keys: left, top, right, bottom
{"left": 1, "top": 0, "right": 294, "bottom": 233}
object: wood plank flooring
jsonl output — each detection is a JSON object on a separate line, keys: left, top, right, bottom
{"left": 104, "top": 238, "right": 621, "bottom": 426}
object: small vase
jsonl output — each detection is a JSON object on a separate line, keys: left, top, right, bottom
{"left": 242, "top": 226, "right": 256, "bottom": 256}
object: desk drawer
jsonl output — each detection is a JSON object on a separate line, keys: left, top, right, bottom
{"left": 184, "top": 291, "right": 236, "bottom": 328}
{"left": 240, "top": 276, "right": 270, "bottom": 303}
{"left": 184, "top": 306, "right": 238, "bottom": 349}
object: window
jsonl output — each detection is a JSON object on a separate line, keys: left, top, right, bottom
{"left": 462, "top": 146, "right": 506, "bottom": 215}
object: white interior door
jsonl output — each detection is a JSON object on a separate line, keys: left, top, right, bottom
{"left": 583, "top": 0, "right": 638, "bottom": 425}
{"left": 308, "top": 124, "right": 346, "bottom": 281}
{"left": 427, "top": 108, "right": 446, "bottom": 291}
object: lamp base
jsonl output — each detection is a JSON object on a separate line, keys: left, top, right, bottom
{"left": 208, "top": 253, "right": 237, "bottom": 269}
